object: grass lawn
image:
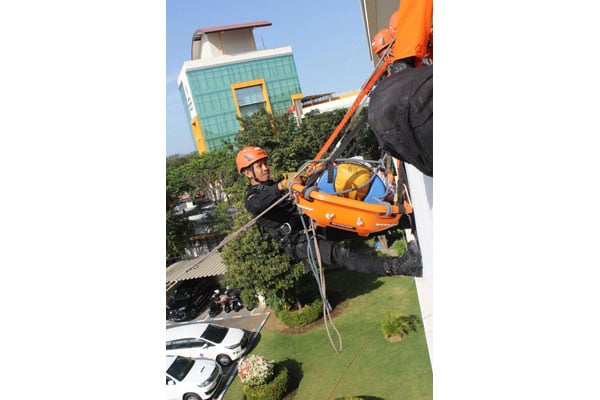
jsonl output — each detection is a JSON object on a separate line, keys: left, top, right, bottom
{"left": 223, "top": 269, "right": 432, "bottom": 400}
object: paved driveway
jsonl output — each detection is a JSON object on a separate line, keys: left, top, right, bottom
{"left": 166, "top": 304, "right": 269, "bottom": 333}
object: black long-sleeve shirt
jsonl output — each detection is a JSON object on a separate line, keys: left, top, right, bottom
{"left": 244, "top": 180, "right": 304, "bottom": 239}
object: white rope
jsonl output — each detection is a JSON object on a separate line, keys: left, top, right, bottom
{"left": 299, "top": 211, "right": 343, "bottom": 353}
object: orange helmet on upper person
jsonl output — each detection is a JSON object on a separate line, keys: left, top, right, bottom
{"left": 371, "top": 27, "right": 395, "bottom": 56}
{"left": 388, "top": 11, "right": 398, "bottom": 31}
{"left": 236, "top": 146, "right": 269, "bottom": 174}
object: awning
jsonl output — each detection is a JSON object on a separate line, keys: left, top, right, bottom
{"left": 166, "top": 252, "right": 227, "bottom": 286}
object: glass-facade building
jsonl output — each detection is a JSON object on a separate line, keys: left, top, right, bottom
{"left": 178, "top": 47, "right": 302, "bottom": 153}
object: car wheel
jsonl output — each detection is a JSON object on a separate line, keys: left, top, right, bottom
{"left": 217, "top": 354, "right": 232, "bottom": 366}
{"left": 183, "top": 393, "right": 201, "bottom": 400}
{"left": 189, "top": 307, "right": 197, "bottom": 319}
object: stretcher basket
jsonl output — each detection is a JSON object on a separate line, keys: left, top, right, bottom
{"left": 289, "top": 159, "right": 412, "bottom": 237}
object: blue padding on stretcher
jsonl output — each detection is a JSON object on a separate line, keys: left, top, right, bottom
{"left": 316, "top": 169, "right": 337, "bottom": 194}
{"left": 364, "top": 175, "right": 387, "bottom": 204}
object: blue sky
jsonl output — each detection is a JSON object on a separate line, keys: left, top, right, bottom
{"left": 166, "top": 0, "right": 376, "bottom": 156}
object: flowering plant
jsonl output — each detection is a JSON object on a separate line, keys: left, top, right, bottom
{"left": 237, "top": 354, "right": 274, "bottom": 387}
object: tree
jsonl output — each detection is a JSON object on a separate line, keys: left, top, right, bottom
{"left": 177, "top": 145, "right": 237, "bottom": 204}
{"left": 220, "top": 210, "right": 307, "bottom": 310}
{"left": 166, "top": 146, "right": 238, "bottom": 264}
{"left": 235, "top": 109, "right": 297, "bottom": 173}
{"left": 166, "top": 152, "right": 196, "bottom": 169}
{"left": 234, "top": 108, "right": 381, "bottom": 175}
{"left": 296, "top": 108, "right": 382, "bottom": 162}
{"left": 166, "top": 145, "right": 238, "bottom": 205}
{"left": 166, "top": 189, "right": 196, "bottom": 264}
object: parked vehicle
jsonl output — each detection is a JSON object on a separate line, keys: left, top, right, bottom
{"left": 227, "top": 287, "right": 243, "bottom": 312}
{"left": 166, "top": 277, "right": 219, "bottom": 322}
{"left": 218, "top": 289, "right": 231, "bottom": 313}
{"left": 207, "top": 290, "right": 222, "bottom": 318}
{"left": 166, "top": 322, "right": 249, "bottom": 366}
{"left": 166, "top": 355, "right": 223, "bottom": 400}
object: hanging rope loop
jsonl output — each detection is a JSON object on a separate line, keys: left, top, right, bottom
{"left": 299, "top": 209, "right": 343, "bottom": 353}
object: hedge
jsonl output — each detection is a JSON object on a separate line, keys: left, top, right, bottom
{"left": 242, "top": 365, "right": 289, "bottom": 400}
{"left": 276, "top": 299, "right": 323, "bottom": 328}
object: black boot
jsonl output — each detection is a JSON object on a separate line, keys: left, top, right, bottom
{"left": 382, "top": 241, "right": 423, "bottom": 277}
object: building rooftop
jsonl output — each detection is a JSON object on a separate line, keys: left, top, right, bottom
{"left": 193, "top": 20, "right": 272, "bottom": 35}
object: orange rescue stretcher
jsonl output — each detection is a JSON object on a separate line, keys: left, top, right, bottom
{"left": 289, "top": 159, "right": 412, "bottom": 237}
{"left": 286, "top": 0, "right": 431, "bottom": 237}
{"left": 284, "top": 57, "right": 407, "bottom": 238}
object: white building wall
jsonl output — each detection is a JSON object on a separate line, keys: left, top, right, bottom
{"left": 197, "top": 30, "right": 257, "bottom": 60}
{"left": 202, "top": 35, "right": 223, "bottom": 58}
{"left": 405, "top": 165, "right": 433, "bottom": 365}
{"left": 179, "top": 47, "right": 293, "bottom": 76}
{"left": 302, "top": 95, "right": 358, "bottom": 115}
{"left": 221, "top": 30, "right": 255, "bottom": 54}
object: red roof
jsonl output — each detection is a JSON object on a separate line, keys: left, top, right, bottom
{"left": 194, "top": 20, "right": 271, "bottom": 35}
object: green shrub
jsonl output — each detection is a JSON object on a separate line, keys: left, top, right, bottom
{"left": 240, "top": 289, "right": 258, "bottom": 310}
{"left": 266, "top": 296, "right": 287, "bottom": 312}
{"left": 237, "top": 355, "right": 274, "bottom": 387}
{"left": 243, "top": 365, "right": 289, "bottom": 400}
{"left": 390, "top": 238, "right": 406, "bottom": 257}
{"left": 276, "top": 299, "right": 323, "bottom": 328}
{"left": 381, "top": 312, "right": 423, "bottom": 339}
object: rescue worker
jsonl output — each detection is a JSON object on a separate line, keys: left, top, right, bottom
{"left": 368, "top": 2, "right": 433, "bottom": 177}
{"left": 236, "top": 146, "right": 422, "bottom": 277}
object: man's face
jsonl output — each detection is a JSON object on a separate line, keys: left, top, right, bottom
{"left": 244, "top": 158, "right": 270, "bottom": 183}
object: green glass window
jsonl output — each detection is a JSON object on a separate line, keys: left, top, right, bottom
{"left": 235, "top": 85, "right": 265, "bottom": 117}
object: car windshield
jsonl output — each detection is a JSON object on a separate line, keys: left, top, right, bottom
{"left": 167, "top": 356, "right": 194, "bottom": 381}
{"left": 201, "top": 324, "right": 228, "bottom": 343}
{"left": 169, "top": 288, "right": 191, "bottom": 301}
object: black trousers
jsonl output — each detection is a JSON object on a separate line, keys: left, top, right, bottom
{"left": 290, "top": 233, "right": 386, "bottom": 276}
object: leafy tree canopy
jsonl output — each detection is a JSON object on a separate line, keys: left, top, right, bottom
{"left": 220, "top": 210, "right": 306, "bottom": 309}
{"left": 234, "top": 108, "right": 381, "bottom": 176}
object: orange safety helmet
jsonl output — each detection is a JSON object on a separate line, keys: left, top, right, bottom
{"left": 371, "top": 27, "right": 395, "bottom": 56}
{"left": 236, "top": 146, "right": 269, "bottom": 174}
{"left": 388, "top": 11, "right": 398, "bottom": 31}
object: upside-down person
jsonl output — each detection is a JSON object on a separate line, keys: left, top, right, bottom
{"left": 236, "top": 146, "right": 422, "bottom": 277}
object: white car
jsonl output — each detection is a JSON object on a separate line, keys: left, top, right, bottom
{"left": 166, "top": 322, "right": 249, "bottom": 366}
{"left": 166, "top": 355, "right": 223, "bottom": 400}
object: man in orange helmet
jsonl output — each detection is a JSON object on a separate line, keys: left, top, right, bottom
{"left": 371, "top": 27, "right": 395, "bottom": 59}
{"left": 367, "top": 1, "right": 433, "bottom": 177}
{"left": 236, "top": 146, "right": 422, "bottom": 277}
